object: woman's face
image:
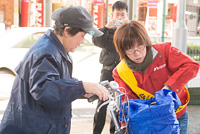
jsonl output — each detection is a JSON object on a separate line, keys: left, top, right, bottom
{"left": 125, "top": 43, "right": 147, "bottom": 63}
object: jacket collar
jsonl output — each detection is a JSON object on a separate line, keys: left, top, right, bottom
{"left": 143, "top": 46, "right": 161, "bottom": 82}
{"left": 152, "top": 47, "right": 158, "bottom": 59}
{"left": 45, "top": 29, "right": 72, "bottom": 63}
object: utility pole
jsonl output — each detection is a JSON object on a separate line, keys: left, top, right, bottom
{"left": 127, "top": 0, "right": 137, "bottom": 20}
{"left": 44, "top": 0, "right": 52, "bottom": 27}
{"left": 172, "top": 0, "right": 187, "bottom": 53}
{"left": 105, "top": 0, "right": 109, "bottom": 25}
{"left": 128, "top": 0, "right": 133, "bottom": 20}
{"left": 161, "top": 0, "right": 166, "bottom": 42}
{"left": 133, "top": 0, "right": 138, "bottom": 20}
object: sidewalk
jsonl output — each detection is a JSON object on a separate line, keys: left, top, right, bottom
{"left": 71, "top": 119, "right": 110, "bottom": 134}
{"left": 71, "top": 112, "right": 111, "bottom": 134}
{"left": 1, "top": 99, "right": 200, "bottom": 134}
{"left": 71, "top": 99, "right": 200, "bottom": 134}
{"left": 71, "top": 99, "right": 110, "bottom": 134}
{"left": 187, "top": 105, "right": 200, "bottom": 134}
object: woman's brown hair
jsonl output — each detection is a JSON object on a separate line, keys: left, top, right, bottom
{"left": 113, "top": 20, "right": 152, "bottom": 60}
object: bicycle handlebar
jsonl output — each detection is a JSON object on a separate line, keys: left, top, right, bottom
{"left": 87, "top": 94, "right": 99, "bottom": 102}
{"left": 87, "top": 80, "right": 126, "bottom": 134}
{"left": 87, "top": 80, "right": 110, "bottom": 102}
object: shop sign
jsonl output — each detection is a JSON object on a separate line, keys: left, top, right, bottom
{"left": 93, "top": 1, "right": 105, "bottom": 28}
{"left": 93, "top": 5, "right": 98, "bottom": 28}
{"left": 147, "top": 1, "right": 158, "bottom": 8}
{"left": 35, "top": 0, "right": 44, "bottom": 27}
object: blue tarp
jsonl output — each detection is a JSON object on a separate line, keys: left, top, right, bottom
{"left": 119, "top": 89, "right": 181, "bottom": 134}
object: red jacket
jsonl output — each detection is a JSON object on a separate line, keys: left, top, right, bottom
{"left": 113, "top": 42, "right": 200, "bottom": 118}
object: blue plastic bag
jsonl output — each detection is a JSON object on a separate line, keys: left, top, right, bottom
{"left": 119, "top": 89, "right": 181, "bottom": 134}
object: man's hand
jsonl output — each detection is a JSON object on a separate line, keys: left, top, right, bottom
{"left": 105, "top": 18, "right": 118, "bottom": 29}
{"left": 105, "top": 19, "right": 129, "bottom": 29}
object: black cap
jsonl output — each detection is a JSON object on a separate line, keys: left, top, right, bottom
{"left": 51, "top": 6, "right": 103, "bottom": 37}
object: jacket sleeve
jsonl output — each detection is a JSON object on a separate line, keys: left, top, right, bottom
{"left": 29, "top": 55, "right": 86, "bottom": 109}
{"left": 92, "top": 27, "right": 116, "bottom": 50}
{"left": 163, "top": 43, "right": 200, "bottom": 94}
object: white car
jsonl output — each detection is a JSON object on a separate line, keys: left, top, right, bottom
{"left": 0, "top": 27, "right": 50, "bottom": 75}
{"left": 0, "top": 27, "right": 101, "bottom": 100}
{"left": 0, "top": 27, "right": 50, "bottom": 99}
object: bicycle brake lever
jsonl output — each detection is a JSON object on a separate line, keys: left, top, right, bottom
{"left": 97, "top": 99, "right": 111, "bottom": 112}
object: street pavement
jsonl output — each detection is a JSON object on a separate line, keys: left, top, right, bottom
{"left": 70, "top": 99, "right": 200, "bottom": 134}
{"left": 71, "top": 99, "right": 110, "bottom": 134}
{"left": 0, "top": 99, "right": 200, "bottom": 134}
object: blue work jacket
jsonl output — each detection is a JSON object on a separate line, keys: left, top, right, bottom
{"left": 0, "top": 29, "right": 86, "bottom": 134}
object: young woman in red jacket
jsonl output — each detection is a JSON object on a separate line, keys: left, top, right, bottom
{"left": 112, "top": 20, "right": 200, "bottom": 134}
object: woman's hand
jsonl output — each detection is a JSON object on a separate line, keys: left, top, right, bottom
{"left": 162, "top": 84, "right": 171, "bottom": 90}
{"left": 83, "top": 82, "right": 108, "bottom": 101}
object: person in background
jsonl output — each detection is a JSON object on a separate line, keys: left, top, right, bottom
{"left": 0, "top": 6, "right": 108, "bottom": 134}
{"left": 113, "top": 20, "right": 200, "bottom": 134}
{"left": 92, "top": 1, "right": 129, "bottom": 134}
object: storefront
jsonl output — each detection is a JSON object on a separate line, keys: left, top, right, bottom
{"left": 50, "top": 0, "right": 123, "bottom": 28}
{"left": 1, "top": 0, "right": 199, "bottom": 37}
{"left": 24, "top": 0, "right": 125, "bottom": 28}
{"left": 137, "top": 0, "right": 178, "bottom": 37}
{"left": 0, "top": 0, "right": 125, "bottom": 29}
{"left": 137, "top": 0, "right": 200, "bottom": 37}
{"left": 0, "top": 0, "right": 19, "bottom": 30}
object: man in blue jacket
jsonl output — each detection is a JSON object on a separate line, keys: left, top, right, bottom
{"left": 0, "top": 6, "right": 108, "bottom": 134}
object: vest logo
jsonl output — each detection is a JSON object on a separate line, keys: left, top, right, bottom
{"left": 154, "top": 64, "right": 166, "bottom": 71}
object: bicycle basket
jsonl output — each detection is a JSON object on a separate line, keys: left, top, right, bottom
{"left": 119, "top": 89, "right": 181, "bottom": 134}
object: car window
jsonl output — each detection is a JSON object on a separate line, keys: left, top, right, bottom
{"left": 12, "top": 32, "right": 44, "bottom": 48}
